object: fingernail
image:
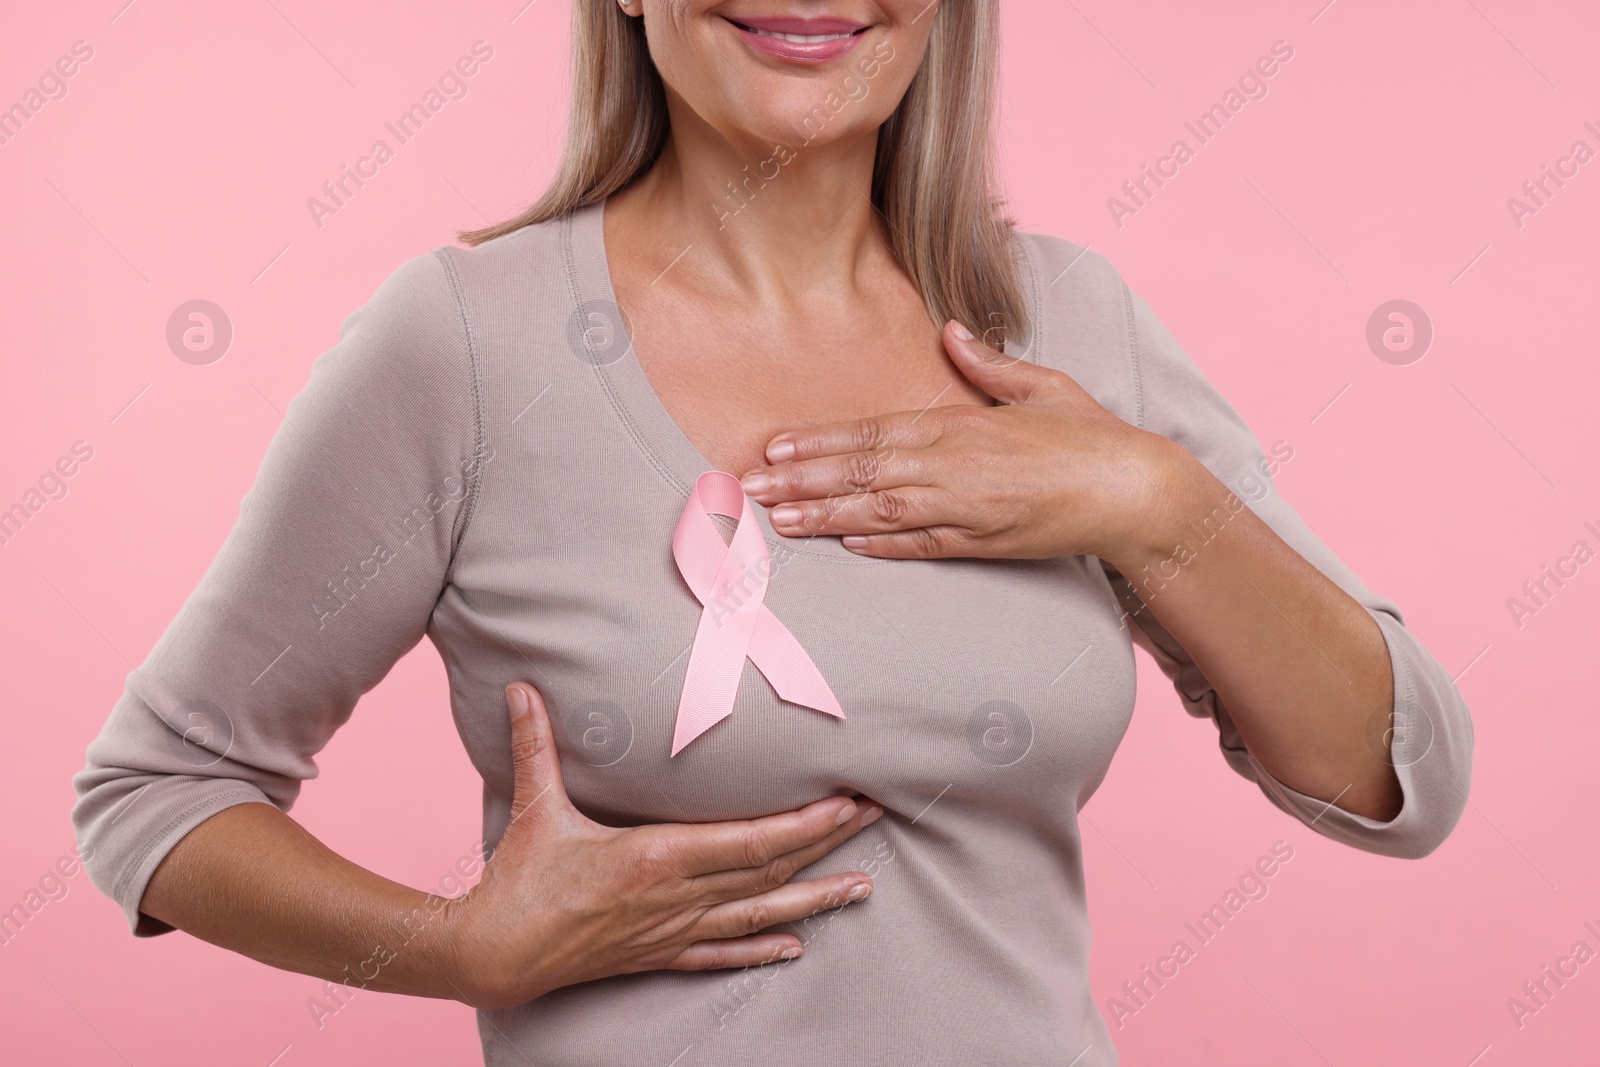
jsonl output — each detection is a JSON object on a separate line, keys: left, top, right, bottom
{"left": 834, "top": 801, "right": 858, "bottom": 827}
{"left": 841, "top": 536, "right": 868, "bottom": 549}
{"left": 506, "top": 684, "right": 530, "bottom": 719}
{"left": 860, "top": 804, "right": 883, "bottom": 827}
{"left": 951, "top": 321, "right": 975, "bottom": 342}
{"left": 846, "top": 881, "right": 872, "bottom": 900}
{"left": 740, "top": 472, "right": 772, "bottom": 495}
{"left": 779, "top": 946, "right": 802, "bottom": 959}
{"left": 771, "top": 505, "right": 801, "bottom": 526}
{"left": 766, "top": 439, "right": 795, "bottom": 463}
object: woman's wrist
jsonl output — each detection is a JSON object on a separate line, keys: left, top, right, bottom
{"left": 438, "top": 893, "right": 529, "bottom": 1009}
{"left": 399, "top": 889, "right": 486, "bottom": 1006}
{"left": 1097, "top": 435, "right": 1222, "bottom": 577}
{"left": 439, "top": 886, "right": 572, "bottom": 1011}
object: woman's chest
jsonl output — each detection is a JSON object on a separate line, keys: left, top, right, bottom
{"left": 441, "top": 424, "right": 1140, "bottom": 827}
{"left": 618, "top": 304, "right": 993, "bottom": 477}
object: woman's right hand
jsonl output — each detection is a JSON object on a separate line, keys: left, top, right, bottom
{"left": 444, "top": 681, "right": 883, "bottom": 1010}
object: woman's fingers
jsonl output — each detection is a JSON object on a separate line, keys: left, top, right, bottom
{"left": 741, "top": 442, "right": 933, "bottom": 504}
{"left": 663, "top": 933, "right": 805, "bottom": 971}
{"left": 477, "top": 689, "right": 885, "bottom": 999}
{"left": 661, "top": 795, "right": 867, "bottom": 878}
{"left": 691, "top": 802, "right": 883, "bottom": 904}
{"left": 766, "top": 485, "right": 958, "bottom": 538}
{"left": 499, "top": 682, "right": 582, "bottom": 846}
{"left": 761, "top": 409, "right": 946, "bottom": 467}
{"left": 690, "top": 871, "right": 872, "bottom": 943}
{"left": 833, "top": 526, "right": 985, "bottom": 560}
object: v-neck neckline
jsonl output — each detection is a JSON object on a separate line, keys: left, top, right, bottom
{"left": 560, "top": 195, "right": 1044, "bottom": 565}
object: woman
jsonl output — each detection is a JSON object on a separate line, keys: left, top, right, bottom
{"left": 72, "top": 2, "right": 1473, "bottom": 1064}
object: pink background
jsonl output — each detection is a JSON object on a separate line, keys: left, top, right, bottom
{"left": 3, "top": 1, "right": 1597, "bottom": 1063}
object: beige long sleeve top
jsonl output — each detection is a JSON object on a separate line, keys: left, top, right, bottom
{"left": 70, "top": 199, "right": 1474, "bottom": 1066}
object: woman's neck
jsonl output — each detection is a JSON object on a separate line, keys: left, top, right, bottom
{"left": 606, "top": 121, "right": 894, "bottom": 310}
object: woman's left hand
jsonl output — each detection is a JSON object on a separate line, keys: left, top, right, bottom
{"left": 739, "top": 321, "right": 1205, "bottom": 565}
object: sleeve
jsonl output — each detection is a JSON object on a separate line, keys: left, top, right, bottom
{"left": 69, "top": 248, "right": 487, "bottom": 935}
{"left": 1102, "top": 274, "right": 1474, "bottom": 859}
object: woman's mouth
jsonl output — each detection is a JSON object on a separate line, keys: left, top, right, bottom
{"left": 724, "top": 15, "right": 870, "bottom": 64}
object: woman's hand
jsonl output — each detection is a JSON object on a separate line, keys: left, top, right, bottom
{"left": 444, "top": 682, "right": 883, "bottom": 1010}
{"left": 738, "top": 321, "right": 1204, "bottom": 568}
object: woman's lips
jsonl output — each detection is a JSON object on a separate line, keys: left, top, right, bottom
{"left": 724, "top": 15, "right": 869, "bottom": 64}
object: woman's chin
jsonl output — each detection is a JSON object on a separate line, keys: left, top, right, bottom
{"left": 711, "top": 103, "right": 878, "bottom": 153}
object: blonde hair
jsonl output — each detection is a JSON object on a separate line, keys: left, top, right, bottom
{"left": 459, "top": 0, "right": 1030, "bottom": 349}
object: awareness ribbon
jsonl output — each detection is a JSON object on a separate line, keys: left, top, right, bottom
{"left": 669, "top": 471, "right": 844, "bottom": 755}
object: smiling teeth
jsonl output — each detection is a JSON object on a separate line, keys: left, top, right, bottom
{"left": 748, "top": 27, "right": 854, "bottom": 43}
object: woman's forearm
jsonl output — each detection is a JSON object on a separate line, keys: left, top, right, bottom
{"left": 140, "top": 802, "right": 475, "bottom": 1003}
{"left": 1108, "top": 443, "right": 1404, "bottom": 822}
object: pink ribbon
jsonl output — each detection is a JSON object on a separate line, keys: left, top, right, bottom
{"left": 669, "top": 471, "right": 844, "bottom": 755}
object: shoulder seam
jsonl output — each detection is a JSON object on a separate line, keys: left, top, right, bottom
{"left": 432, "top": 247, "right": 487, "bottom": 577}
{"left": 1118, "top": 276, "right": 1147, "bottom": 431}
